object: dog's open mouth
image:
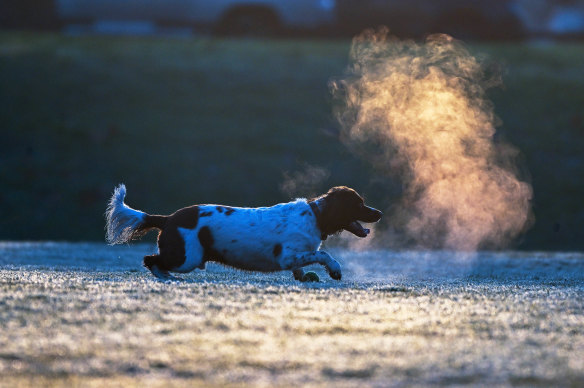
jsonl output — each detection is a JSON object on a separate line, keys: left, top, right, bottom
{"left": 344, "top": 221, "right": 370, "bottom": 238}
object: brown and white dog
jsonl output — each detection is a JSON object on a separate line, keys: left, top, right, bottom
{"left": 105, "top": 185, "right": 382, "bottom": 281}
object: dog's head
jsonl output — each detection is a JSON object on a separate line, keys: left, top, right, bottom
{"left": 310, "top": 186, "right": 382, "bottom": 239}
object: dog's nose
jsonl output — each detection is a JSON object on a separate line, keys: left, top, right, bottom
{"left": 372, "top": 208, "right": 382, "bottom": 221}
{"left": 363, "top": 206, "right": 383, "bottom": 222}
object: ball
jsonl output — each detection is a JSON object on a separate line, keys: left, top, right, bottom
{"left": 301, "top": 271, "right": 320, "bottom": 282}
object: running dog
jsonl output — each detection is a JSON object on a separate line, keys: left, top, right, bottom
{"left": 105, "top": 185, "right": 382, "bottom": 281}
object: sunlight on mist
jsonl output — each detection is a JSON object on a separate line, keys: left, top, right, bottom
{"left": 331, "top": 28, "right": 533, "bottom": 250}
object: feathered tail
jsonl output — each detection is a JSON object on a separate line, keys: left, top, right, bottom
{"left": 105, "top": 184, "right": 166, "bottom": 245}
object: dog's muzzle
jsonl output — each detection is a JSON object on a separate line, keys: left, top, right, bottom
{"left": 345, "top": 206, "right": 383, "bottom": 238}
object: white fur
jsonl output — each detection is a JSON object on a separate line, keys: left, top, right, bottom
{"left": 176, "top": 227, "right": 203, "bottom": 273}
{"left": 105, "top": 184, "right": 146, "bottom": 245}
{"left": 191, "top": 200, "right": 323, "bottom": 272}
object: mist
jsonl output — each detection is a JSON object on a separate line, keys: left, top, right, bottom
{"left": 280, "top": 164, "right": 330, "bottom": 198}
{"left": 331, "top": 28, "right": 533, "bottom": 251}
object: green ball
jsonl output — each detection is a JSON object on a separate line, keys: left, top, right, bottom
{"left": 301, "top": 271, "right": 320, "bottom": 282}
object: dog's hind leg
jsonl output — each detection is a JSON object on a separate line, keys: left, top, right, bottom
{"left": 281, "top": 251, "right": 342, "bottom": 280}
{"left": 143, "top": 255, "right": 182, "bottom": 281}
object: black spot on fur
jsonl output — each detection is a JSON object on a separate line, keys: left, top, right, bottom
{"left": 250, "top": 223, "right": 256, "bottom": 226}
{"left": 200, "top": 211, "right": 213, "bottom": 217}
{"left": 273, "top": 243, "right": 282, "bottom": 257}
{"left": 198, "top": 226, "right": 225, "bottom": 262}
{"left": 198, "top": 226, "right": 213, "bottom": 252}
{"left": 214, "top": 206, "right": 236, "bottom": 215}
{"left": 231, "top": 239, "right": 238, "bottom": 243}
{"left": 154, "top": 205, "right": 200, "bottom": 270}
{"left": 301, "top": 210, "right": 308, "bottom": 216}
{"left": 172, "top": 206, "right": 200, "bottom": 229}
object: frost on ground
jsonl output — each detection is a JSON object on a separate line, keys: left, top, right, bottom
{"left": 0, "top": 242, "right": 583, "bottom": 387}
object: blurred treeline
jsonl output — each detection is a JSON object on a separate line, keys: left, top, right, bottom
{"left": 1, "top": 0, "right": 584, "bottom": 41}
{"left": 0, "top": 33, "right": 583, "bottom": 250}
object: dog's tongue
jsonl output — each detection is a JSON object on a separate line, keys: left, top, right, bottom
{"left": 345, "top": 221, "right": 370, "bottom": 238}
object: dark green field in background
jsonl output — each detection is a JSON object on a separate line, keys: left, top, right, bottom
{"left": 1, "top": 33, "right": 583, "bottom": 250}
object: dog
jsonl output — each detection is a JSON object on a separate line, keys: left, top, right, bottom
{"left": 105, "top": 184, "right": 382, "bottom": 281}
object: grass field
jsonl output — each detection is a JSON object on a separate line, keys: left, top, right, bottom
{"left": 1, "top": 33, "right": 584, "bottom": 250}
{"left": 0, "top": 242, "right": 583, "bottom": 386}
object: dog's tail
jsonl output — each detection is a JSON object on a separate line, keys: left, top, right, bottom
{"left": 105, "top": 184, "right": 167, "bottom": 245}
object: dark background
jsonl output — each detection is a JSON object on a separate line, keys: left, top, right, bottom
{"left": 1, "top": 0, "right": 583, "bottom": 250}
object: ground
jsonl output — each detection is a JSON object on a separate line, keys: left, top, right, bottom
{"left": 0, "top": 242, "right": 582, "bottom": 387}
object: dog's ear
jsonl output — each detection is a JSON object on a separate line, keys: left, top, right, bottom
{"left": 317, "top": 187, "right": 362, "bottom": 236}
{"left": 316, "top": 186, "right": 382, "bottom": 238}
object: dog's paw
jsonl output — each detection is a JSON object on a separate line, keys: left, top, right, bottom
{"left": 327, "top": 260, "right": 342, "bottom": 281}
{"left": 150, "top": 265, "right": 183, "bottom": 282}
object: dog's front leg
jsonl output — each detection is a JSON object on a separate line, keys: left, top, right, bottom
{"left": 281, "top": 251, "right": 342, "bottom": 280}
